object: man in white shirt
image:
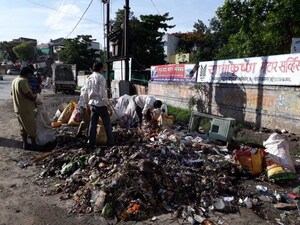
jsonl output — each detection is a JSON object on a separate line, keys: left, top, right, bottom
{"left": 84, "top": 62, "right": 115, "bottom": 148}
{"left": 133, "top": 95, "right": 162, "bottom": 127}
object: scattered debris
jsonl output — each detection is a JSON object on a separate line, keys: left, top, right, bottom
{"left": 30, "top": 107, "right": 300, "bottom": 224}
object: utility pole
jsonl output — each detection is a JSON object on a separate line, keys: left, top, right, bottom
{"left": 102, "top": 0, "right": 130, "bottom": 97}
{"left": 102, "top": 0, "right": 111, "bottom": 97}
{"left": 124, "top": 0, "right": 130, "bottom": 81}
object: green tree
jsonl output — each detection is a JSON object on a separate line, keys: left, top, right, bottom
{"left": 13, "top": 41, "right": 35, "bottom": 62}
{"left": 136, "top": 13, "right": 174, "bottom": 67}
{"left": 265, "top": 0, "right": 300, "bottom": 54}
{"left": 0, "top": 41, "right": 18, "bottom": 63}
{"left": 173, "top": 19, "right": 225, "bottom": 62}
{"left": 111, "top": 10, "right": 175, "bottom": 69}
{"left": 199, "top": 17, "right": 228, "bottom": 61}
{"left": 173, "top": 31, "right": 203, "bottom": 54}
{"left": 58, "top": 35, "right": 103, "bottom": 70}
{"left": 214, "top": 0, "right": 300, "bottom": 59}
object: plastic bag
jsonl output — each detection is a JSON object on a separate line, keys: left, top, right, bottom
{"left": 52, "top": 109, "right": 61, "bottom": 122}
{"left": 36, "top": 104, "right": 57, "bottom": 146}
{"left": 68, "top": 107, "right": 84, "bottom": 126}
{"left": 265, "top": 154, "right": 295, "bottom": 182}
{"left": 58, "top": 101, "right": 77, "bottom": 123}
{"left": 96, "top": 119, "right": 107, "bottom": 145}
{"left": 263, "top": 133, "right": 295, "bottom": 173}
{"left": 233, "top": 148, "right": 264, "bottom": 176}
{"left": 110, "top": 107, "right": 126, "bottom": 124}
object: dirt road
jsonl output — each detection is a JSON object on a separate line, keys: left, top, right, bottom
{"left": 0, "top": 90, "right": 292, "bottom": 225}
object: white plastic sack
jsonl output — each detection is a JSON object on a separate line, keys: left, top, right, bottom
{"left": 115, "top": 94, "right": 139, "bottom": 127}
{"left": 263, "top": 133, "right": 295, "bottom": 173}
{"left": 36, "top": 104, "right": 57, "bottom": 146}
{"left": 110, "top": 107, "right": 126, "bottom": 123}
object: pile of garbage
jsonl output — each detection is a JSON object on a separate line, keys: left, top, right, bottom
{"left": 31, "top": 101, "right": 300, "bottom": 224}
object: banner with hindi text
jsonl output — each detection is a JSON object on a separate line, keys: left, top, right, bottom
{"left": 151, "top": 64, "right": 197, "bottom": 82}
{"left": 197, "top": 53, "right": 300, "bottom": 86}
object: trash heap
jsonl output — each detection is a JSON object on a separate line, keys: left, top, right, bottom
{"left": 32, "top": 102, "right": 300, "bottom": 224}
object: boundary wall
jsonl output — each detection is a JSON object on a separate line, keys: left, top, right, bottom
{"left": 148, "top": 81, "right": 300, "bottom": 134}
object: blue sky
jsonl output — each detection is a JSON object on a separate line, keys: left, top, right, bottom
{"left": 0, "top": 0, "right": 224, "bottom": 47}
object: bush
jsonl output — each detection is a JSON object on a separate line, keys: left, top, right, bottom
{"left": 167, "top": 105, "right": 192, "bottom": 124}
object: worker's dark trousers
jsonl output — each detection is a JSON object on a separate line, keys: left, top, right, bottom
{"left": 136, "top": 106, "right": 152, "bottom": 122}
{"left": 88, "top": 105, "right": 115, "bottom": 146}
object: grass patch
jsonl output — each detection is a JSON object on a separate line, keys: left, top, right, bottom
{"left": 167, "top": 105, "right": 192, "bottom": 124}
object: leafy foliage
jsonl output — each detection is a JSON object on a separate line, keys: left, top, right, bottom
{"left": 0, "top": 41, "right": 18, "bottom": 63}
{"left": 58, "top": 35, "right": 103, "bottom": 70}
{"left": 174, "top": 0, "right": 300, "bottom": 61}
{"left": 13, "top": 42, "right": 35, "bottom": 61}
{"left": 215, "top": 0, "right": 300, "bottom": 59}
{"left": 111, "top": 10, "right": 175, "bottom": 69}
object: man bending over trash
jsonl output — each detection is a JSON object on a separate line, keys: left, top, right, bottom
{"left": 133, "top": 95, "right": 162, "bottom": 128}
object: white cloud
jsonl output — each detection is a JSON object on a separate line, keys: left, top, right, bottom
{"left": 46, "top": 4, "right": 82, "bottom": 30}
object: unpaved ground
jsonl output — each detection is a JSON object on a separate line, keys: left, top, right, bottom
{"left": 0, "top": 90, "right": 297, "bottom": 225}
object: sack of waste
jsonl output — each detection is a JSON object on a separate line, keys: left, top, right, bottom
{"left": 68, "top": 106, "right": 84, "bottom": 126}
{"left": 233, "top": 147, "right": 264, "bottom": 176}
{"left": 58, "top": 101, "right": 77, "bottom": 124}
{"left": 264, "top": 153, "right": 295, "bottom": 182}
{"left": 96, "top": 119, "right": 107, "bottom": 145}
{"left": 263, "top": 133, "right": 295, "bottom": 173}
{"left": 36, "top": 104, "right": 57, "bottom": 146}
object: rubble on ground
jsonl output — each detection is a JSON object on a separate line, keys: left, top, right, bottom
{"left": 31, "top": 122, "right": 300, "bottom": 225}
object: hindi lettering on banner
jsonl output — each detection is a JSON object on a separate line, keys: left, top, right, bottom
{"left": 151, "top": 64, "right": 197, "bottom": 82}
{"left": 197, "top": 53, "right": 300, "bottom": 86}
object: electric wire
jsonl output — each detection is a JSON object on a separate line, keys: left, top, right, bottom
{"left": 150, "top": 0, "right": 160, "bottom": 14}
{"left": 147, "top": 0, "right": 177, "bottom": 62}
{"left": 55, "top": 0, "right": 79, "bottom": 28}
{"left": 25, "top": 0, "right": 101, "bottom": 25}
{"left": 38, "top": 0, "right": 66, "bottom": 43}
{"left": 47, "top": 0, "right": 65, "bottom": 29}
{"left": 64, "top": 0, "right": 94, "bottom": 39}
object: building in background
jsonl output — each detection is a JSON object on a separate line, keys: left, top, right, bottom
{"left": 162, "top": 33, "right": 180, "bottom": 63}
{"left": 13, "top": 37, "right": 37, "bottom": 46}
{"left": 162, "top": 33, "right": 191, "bottom": 64}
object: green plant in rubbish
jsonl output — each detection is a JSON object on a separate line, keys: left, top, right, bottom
{"left": 196, "top": 117, "right": 211, "bottom": 133}
{"left": 78, "top": 155, "right": 87, "bottom": 169}
{"left": 60, "top": 155, "right": 87, "bottom": 175}
{"left": 167, "top": 105, "right": 192, "bottom": 124}
{"left": 61, "top": 162, "right": 76, "bottom": 175}
{"left": 101, "top": 202, "right": 114, "bottom": 218}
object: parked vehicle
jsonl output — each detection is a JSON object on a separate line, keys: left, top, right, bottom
{"left": 7, "top": 68, "right": 21, "bottom": 75}
{"left": 51, "top": 63, "right": 76, "bottom": 94}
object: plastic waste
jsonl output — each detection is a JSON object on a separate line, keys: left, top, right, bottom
{"left": 94, "top": 190, "right": 107, "bottom": 212}
{"left": 263, "top": 133, "right": 295, "bottom": 172}
{"left": 36, "top": 104, "right": 57, "bottom": 145}
{"left": 244, "top": 197, "right": 252, "bottom": 208}
{"left": 58, "top": 101, "right": 77, "bottom": 123}
{"left": 61, "top": 162, "right": 76, "bottom": 175}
